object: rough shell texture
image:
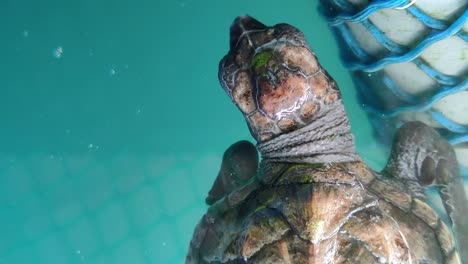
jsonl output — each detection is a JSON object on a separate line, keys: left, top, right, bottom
{"left": 189, "top": 16, "right": 463, "bottom": 264}
{"left": 186, "top": 162, "right": 460, "bottom": 263}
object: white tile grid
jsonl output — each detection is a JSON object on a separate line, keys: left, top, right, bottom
{"left": 0, "top": 153, "right": 216, "bottom": 263}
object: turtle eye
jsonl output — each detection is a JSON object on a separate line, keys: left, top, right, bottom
{"left": 218, "top": 53, "right": 257, "bottom": 115}
{"left": 218, "top": 54, "right": 238, "bottom": 94}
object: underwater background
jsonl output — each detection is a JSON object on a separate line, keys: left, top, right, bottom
{"left": 1, "top": 0, "right": 465, "bottom": 263}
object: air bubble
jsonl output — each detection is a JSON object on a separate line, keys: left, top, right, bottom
{"left": 53, "top": 46, "right": 63, "bottom": 59}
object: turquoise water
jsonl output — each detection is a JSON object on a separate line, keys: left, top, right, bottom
{"left": 1, "top": 0, "right": 386, "bottom": 263}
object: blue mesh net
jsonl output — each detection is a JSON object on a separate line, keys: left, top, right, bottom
{"left": 320, "top": 0, "right": 468, "bottom": 179}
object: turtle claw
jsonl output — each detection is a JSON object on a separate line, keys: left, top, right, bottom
{"left": 206, "top": 140, "right": 259, "bottom": 205}
{"left": 384, "top": 121, "right": 468, "bottom": 261}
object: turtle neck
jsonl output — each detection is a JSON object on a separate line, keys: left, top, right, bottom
{"left": 257, "top": 100, "right": 360, "bottom": 164}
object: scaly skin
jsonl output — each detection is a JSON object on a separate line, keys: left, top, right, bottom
{"left": 384, "top": 122, "right": 468, "bottom": 262}
{"left": 186, "top": 16, "right": 466, "bottom": 263}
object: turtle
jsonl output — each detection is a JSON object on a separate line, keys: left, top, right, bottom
{"left": 186, "top": 15, "right": 468, "bottom": 263}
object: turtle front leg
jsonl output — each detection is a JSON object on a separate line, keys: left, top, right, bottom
{"left": 205, "top": 140, "right": 259, "bottom": 205}
{"left": 187, "top": 141, "right": 259, "bottom": 264}
{"left": 383, "top": 121, "right": 468, "bottom": 261}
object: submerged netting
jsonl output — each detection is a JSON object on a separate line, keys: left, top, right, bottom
{"left": 319, "top": 0, "right": 468, "bottom": 180}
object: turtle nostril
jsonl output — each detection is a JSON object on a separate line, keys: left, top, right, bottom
{"left": 229, "top": 15, "right": 267, "bottom": 50}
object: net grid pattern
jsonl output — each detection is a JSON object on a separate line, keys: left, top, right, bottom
{"left": 320, "top": 0, "right": 468, "bottom": 176}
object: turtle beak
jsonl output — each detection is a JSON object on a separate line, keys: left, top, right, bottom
{"left": 229, "top": 15, "right": 267, "bottom": 50}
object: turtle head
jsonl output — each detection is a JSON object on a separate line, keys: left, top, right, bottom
{"left": 219, "top": 15, "right": 341, "bottom": 142}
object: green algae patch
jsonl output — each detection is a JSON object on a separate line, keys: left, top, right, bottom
{"left": 252, "top": 51, "right": 273, "bottom": 70}
{"left": 284, "top": 163, "right": 325, "bottom": 173}
{"left": 254, "top": 205, "right": 267, "bottom": 213}
{"left": 276, "top": 163, "right": 326, "bottom": 184}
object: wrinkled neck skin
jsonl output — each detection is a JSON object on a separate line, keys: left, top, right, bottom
{"left": 257, "top": 100, "right": 360, "bottom": 164}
